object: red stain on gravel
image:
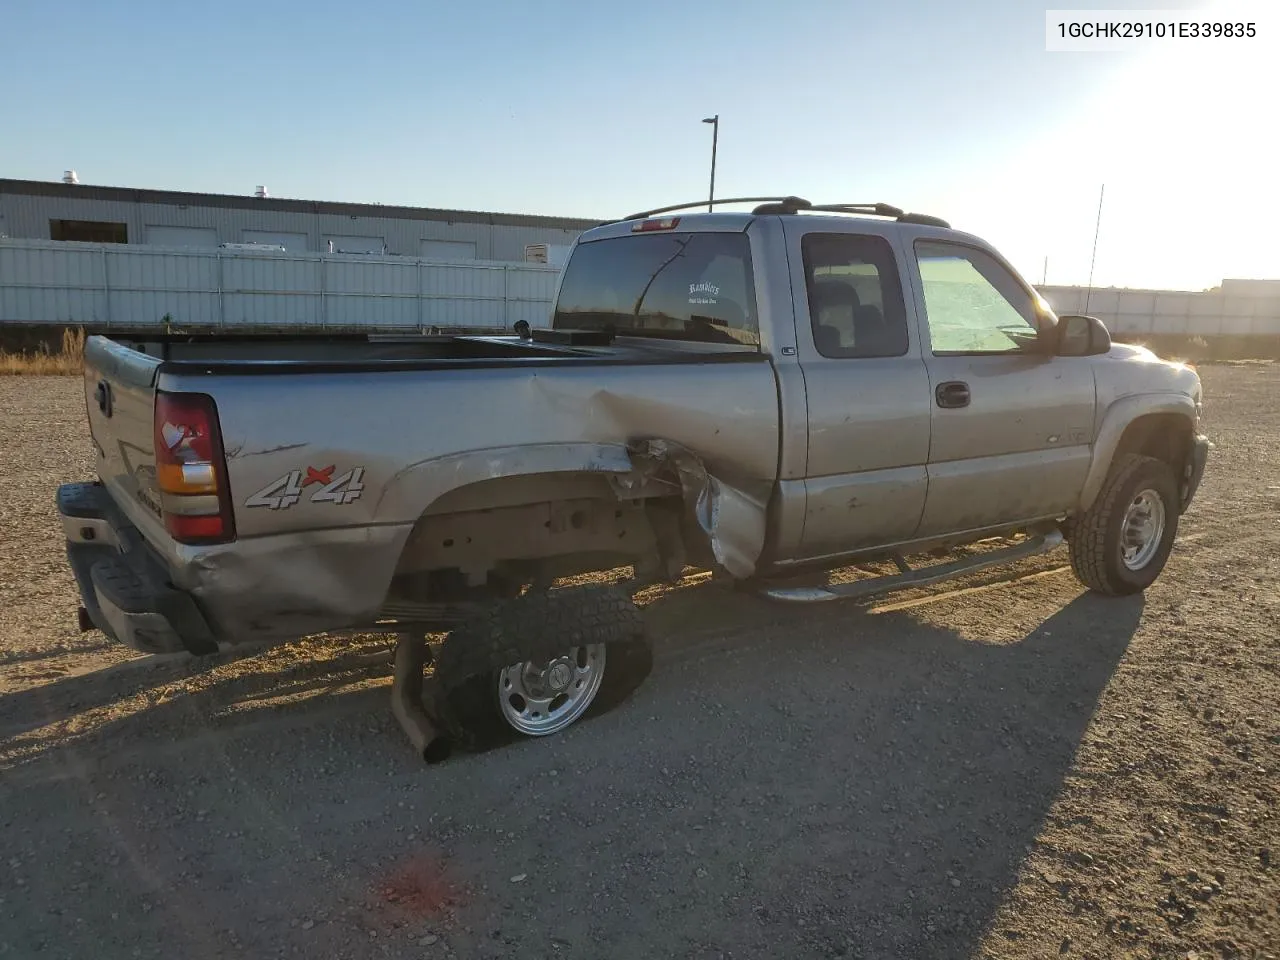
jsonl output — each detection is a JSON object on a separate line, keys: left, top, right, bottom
{"left": 374, "top": 852, "right": 465, "bottom": 919}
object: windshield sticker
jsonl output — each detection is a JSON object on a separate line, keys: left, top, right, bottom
{"left": 688, "top": 281, "right": 720, "bottom": 305}
{"left": 245, "top": 466, "right": 365, "bottom": 510}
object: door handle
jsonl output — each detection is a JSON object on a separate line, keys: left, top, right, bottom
{"left": 935, "top": 380, "right": 970, "bottom": 409}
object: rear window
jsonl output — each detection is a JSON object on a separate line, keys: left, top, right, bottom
{"left": 552, "top": 233, "right": 760, "bottom": 347}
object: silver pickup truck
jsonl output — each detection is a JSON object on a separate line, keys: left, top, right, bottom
{"left": 57, "top": 195, "right": 1209, "bottom": 757}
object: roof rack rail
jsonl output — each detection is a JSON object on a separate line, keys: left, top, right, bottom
{"left": 897, "top": 212, "right": 952, "bottom": 228}
{"left": 608, "top": 197, "right": 951, "bottom": 229}
{"left": 806, "top": 204, "right": 951, "bottom": 228}
{"left": 806, "top": 202, "right": 905, "bottom": 218}
{"left": 615, "top": 196, "right": 812, "bottom": 222}
{"left": 751, "top": 197, "right": 813, "bottom": 214}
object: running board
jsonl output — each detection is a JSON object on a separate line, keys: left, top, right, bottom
{"left": 756, "top": 530, "right": 1064, "bottom": 604}
{"left": 374, "top": 599, "right": 481, "bottom": 629}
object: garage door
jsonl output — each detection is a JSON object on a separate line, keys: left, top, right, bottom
{"left": 420, "top": 239, "right": 477, "bottom": 261}
{"left": 145, "top": 225, "right": 219, "bottom": 247}
{"left": 243, "top": 230, "right": 308, "bottom": 252}
{"left": 324, "top": 235, "right": 385, "bottom": 255}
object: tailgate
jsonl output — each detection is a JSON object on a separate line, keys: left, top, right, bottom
{"left": 83, "top": 336, "right": 165, "bottom": 524}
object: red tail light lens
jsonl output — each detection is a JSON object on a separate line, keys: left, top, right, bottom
{"left": 165, "top": 514, "right": 229, "bottom": 541}
{"left": 154, "top": 392, "right": 236, "bottom": 544}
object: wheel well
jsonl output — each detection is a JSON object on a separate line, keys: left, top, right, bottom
{"left": 386, "top": 472, "right": 690, "bottom": 602}
{"left": 1114, "top": 413, "right": 1193, "bottom": 471}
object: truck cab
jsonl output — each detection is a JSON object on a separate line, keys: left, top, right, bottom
{"left": 553, "top": 198, "right": 1204, "bottom": 580}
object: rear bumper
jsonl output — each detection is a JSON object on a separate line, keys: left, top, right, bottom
{"left": 58, "top": 481, "right": 414, "bottom": 654}
{"left": 57, "top": 482, "right": 219, "bottom": 655}
{"left": 1181, "top": 434, "right": 1211, "bottom": 512}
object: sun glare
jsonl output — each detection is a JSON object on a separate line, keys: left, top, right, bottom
{"left": 953, "top": 0, "right": 1277, "bottom": 289}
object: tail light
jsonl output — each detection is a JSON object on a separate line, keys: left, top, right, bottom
{"left": 153, "top": 391, "right": 236, "bottom": 544}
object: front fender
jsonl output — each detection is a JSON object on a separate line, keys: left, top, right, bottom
{"left": 1078, "top": 393, "right": 1197, "bottom": 512}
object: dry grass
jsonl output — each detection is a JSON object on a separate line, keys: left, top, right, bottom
{"left": 0, "top": 328, "right": 85, "bottom": 376}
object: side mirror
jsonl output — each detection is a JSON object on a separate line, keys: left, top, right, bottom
{"left": 1055, "top": 314, "right": 1112, "bottom": 357}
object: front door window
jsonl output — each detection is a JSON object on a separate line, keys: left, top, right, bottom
{"left": 915, "top": 241, "right": 1042, "bottom": 355}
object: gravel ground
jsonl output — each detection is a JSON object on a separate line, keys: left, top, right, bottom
{"left": 0, "top": 367, "right": 1277, "bottom": 960}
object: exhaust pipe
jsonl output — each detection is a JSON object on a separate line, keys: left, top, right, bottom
{"left": 391, "top": 634, "right": 451, "bottom": 764}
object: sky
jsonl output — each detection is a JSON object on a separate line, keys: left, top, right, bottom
{"left": 2, "top": 0, "right": 1276, "bottom": 290}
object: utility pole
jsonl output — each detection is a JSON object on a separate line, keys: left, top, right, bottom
{"left": 702, "top": 115, "right": 719, "bottom": 212}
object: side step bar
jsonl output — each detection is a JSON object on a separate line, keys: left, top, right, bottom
{"left": 373, "top": 599, "right": 483, "bottom": 631}
{"left": 756, "top": 530, "right": 1064, "bottom": 604}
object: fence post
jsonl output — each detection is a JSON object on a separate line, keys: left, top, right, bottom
{"left": 101, "top": 245, "right": 111, "bottom": 328}
{"left": 503, "top": 264, "right": 510, "bottom": 330}
{"left": 216, "top": 250, "right": 225, "bottom": 329}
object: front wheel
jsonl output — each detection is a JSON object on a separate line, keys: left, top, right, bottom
{"left": 1067, "top": 454, "right": 1180, "bottom": 595}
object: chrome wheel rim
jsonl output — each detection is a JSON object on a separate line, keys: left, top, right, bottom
{"left": 497, "top": 644, "right": 606, "bottom": 736}
{"left": 1120, "top": 488, "right": 1166, "bottom": 571}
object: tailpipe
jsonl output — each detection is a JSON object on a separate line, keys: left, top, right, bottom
{"left": 391, "top": 634, "right": 452, "bottom": 764}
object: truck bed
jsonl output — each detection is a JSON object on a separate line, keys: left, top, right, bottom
{"left": 111, "top": 331, "right": 764, "bottom": 372}
{"left": 74, "top": 330, "right": 782, "bottom": 650}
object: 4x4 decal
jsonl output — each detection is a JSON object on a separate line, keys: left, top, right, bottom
{"left": 245, "top": 466, "right": 365, "bottom": 510}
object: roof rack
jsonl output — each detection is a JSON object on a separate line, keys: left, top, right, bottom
{"left": 615, "top": 197, "right": 810, "bottom": 222}
{"left": 612, "top": 196, "right": 950, "bottom": 229}
{"left": 896, "top": 212, "right": 952, "bottom": 228}
{"left": 758, "top": 200, "right": 906, "bottom": 217}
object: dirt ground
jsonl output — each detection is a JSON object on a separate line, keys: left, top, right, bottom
{"left": 1, "top": 367, "right": 1276, "bottom": 960}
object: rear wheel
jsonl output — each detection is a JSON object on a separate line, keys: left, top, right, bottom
{"left": 496, "top": 643, "right": 607, "bottom": 736}
{"left": 435, "top": 584, "right": 651, "bottom": 745}
{"left": 1067, "top": 454, "right": 1180, "bottom": 595}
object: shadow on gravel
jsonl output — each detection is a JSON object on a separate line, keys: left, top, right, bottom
{"left": 0, "top": 637, "right": 395, "bottom": 751}
{"left": 1, "top": 581, "right": 1145, "bottom": 960}
{"left": 0, "top": 639, "right": 117, "bottom": 667}
{"left": 478, "top": 581, "right": 1146, "bottom": 960}
{"left": 609, "top": 586, "right": 1141, "bottom": 960}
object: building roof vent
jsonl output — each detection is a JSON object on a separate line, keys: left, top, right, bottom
{"left": 63, "top": 170, "right": 79, "bottom": 184}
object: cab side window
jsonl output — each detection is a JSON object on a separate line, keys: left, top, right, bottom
{"left": 915, "top": 241, "right": 1041, "bottom": 355}
{"left": 802, "top": 234, "right": 910, "bottom": 358}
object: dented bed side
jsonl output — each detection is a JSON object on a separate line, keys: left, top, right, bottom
{"left": 71, "top": 211, "right": 805, "bottom": 650}
{"left": 159, "top": 357, "right": 783, "bottom": 537}
{"left": 144, "top": 355, "right": 786, "bottom": 644}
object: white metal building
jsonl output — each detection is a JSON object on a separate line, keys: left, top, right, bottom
{"left": 1039, "top": 282, "right": 1280, "bottom": 339}
{"left": 0, "top": 178, "right": 597, "bottom": 263}
{"left": 0, "top": 238, "right": 564, "bottom": 332}
{"left": 2, "top": 179, "right": 1275, "bottom": 346}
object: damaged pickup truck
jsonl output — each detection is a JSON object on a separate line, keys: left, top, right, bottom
{"left": 57, "top": 195, "right": 1209, "bottom": 760}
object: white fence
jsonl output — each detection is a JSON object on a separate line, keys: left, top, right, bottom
{"left": 0, "top": 239, "right": 562, "bottom": 331}
{"left": 4, "top": 238, "right": 1278, "bottom": 341}
{"left": 1038, "top": 285, "right": 1280, "bottom": 338}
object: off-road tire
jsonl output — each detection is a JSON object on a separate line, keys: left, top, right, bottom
{"left": 434, "top": 584, "right": 652, "bottom": 747}
{"left": 1067, "top": 453, "right": 1180, "bottom": 596}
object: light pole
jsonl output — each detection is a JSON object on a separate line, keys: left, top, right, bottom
{"left": 702, "top": 115, "right": 718, "bottom": 212}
